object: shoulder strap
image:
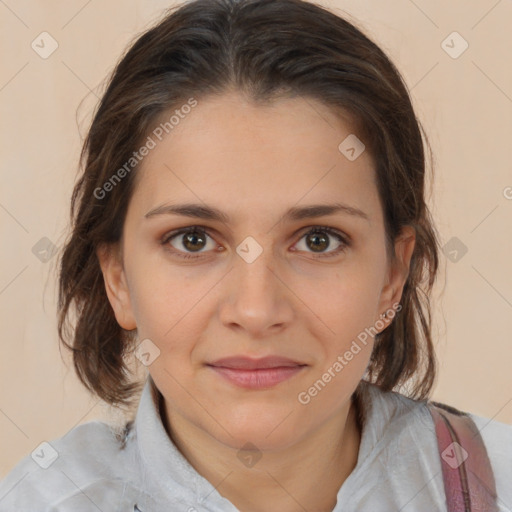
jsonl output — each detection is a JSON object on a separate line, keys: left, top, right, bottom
{"left": 427, "top": 402, "right": 500, "bottom": 512}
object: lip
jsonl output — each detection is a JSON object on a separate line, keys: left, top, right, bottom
{"left": 208, "top": 355, "right": 305, "bottom": 369}
{"left": 207, "top": 356, "right": 307, "bottom": 389}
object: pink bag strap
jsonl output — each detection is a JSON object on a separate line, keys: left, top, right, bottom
{"left": 427, "top": 402, "right": 500, "bottom": 512}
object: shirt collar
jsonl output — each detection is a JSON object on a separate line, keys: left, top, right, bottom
{"left": 134, "top": 374, "right": 239, "bottom": 510}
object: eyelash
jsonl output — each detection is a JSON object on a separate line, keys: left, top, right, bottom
{"left": 161, "top": 225, "right": 351, "bottom": 260}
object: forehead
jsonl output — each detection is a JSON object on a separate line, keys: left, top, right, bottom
{"left": 129, "top": 92, "right": 381, "bottom": 225}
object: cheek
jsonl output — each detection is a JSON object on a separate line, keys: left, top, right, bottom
{"left": 127, "top": 270, "right": 217, "bottom": 385}
{"left": 125, "top": 249, "right": 206, "bottom": 337}
{"left": 293, "top": 264, "right": 384, "bottom": 342}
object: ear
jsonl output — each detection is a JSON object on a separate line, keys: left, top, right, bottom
{"left": 96, "top": 243, "right": 137, "bottom": 330}
{"left": 376, "top": 225, "right": 416, "bottom": 328}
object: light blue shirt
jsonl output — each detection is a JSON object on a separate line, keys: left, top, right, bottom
{"left": 1, "top": 374, "right": 511, "bottom": 511}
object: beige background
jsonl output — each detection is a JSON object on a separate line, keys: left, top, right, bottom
{"left": 1, "top": 0, "right": 511, "bottom": 479}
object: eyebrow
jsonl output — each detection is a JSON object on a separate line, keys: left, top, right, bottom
{"left": 144, "top": 202, "right": 369, "bottom": 223}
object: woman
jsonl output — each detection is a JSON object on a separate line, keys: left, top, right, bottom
{"left": 1, "top": 0, "right": 510, "bottom": 510}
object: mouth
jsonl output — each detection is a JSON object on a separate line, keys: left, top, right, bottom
{"left": 206, "top": 356, "right": 307, "bottom": 389}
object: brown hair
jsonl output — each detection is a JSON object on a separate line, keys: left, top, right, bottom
{"left": 58, "top": 0, "right": 440, "bottom": 409}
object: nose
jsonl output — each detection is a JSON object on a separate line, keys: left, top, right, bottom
{"left": 218, "top": 247, "right": 294, "bottom": 337}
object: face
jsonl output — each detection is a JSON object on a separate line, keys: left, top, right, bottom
{"left": 98, "top": 92, "right": 415, "bottom": 451}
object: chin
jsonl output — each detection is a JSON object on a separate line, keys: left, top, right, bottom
{"left": 208, "top": 410, "right": 306, "bottom": 452}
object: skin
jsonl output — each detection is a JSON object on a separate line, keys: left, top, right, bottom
{"left": 97, "top": 91, "right": 415, "bottom": 512}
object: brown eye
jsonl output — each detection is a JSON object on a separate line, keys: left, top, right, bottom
{"left": 162, "top": 227, "right": 216, "bottom": 259}
{"left": 294, "top": 226, "right": 350, "bottom": 258}
{"left": 180, "top": 230, "right": 208, "bottom": 252}
{"left": 305, "top": 230, "right": 330, "bottom": 252}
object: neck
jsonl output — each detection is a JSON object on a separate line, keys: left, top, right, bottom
{"left": 159, "top": 392, "right": 362, "bottom": 512}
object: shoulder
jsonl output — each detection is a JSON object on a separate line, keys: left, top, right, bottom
{"left": 357, "top": 382, "right": 441, "bottom": 466}
{"left": 0, "top": 419, "right": 141, "bottom": 511}
{"left": 468, "top": 412, "right": 512, "bottom": 505}
{"left": 426, "top": 401, "right": 512, "bottom": 478}
{"left": 361, "top": 385, "right": 512, "bottom": 507}
{"left": 469, "top": 411, "right": 512, "bottom": 455}
{"left": 417, "top": 397, "right": 512, "bottom": 507}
